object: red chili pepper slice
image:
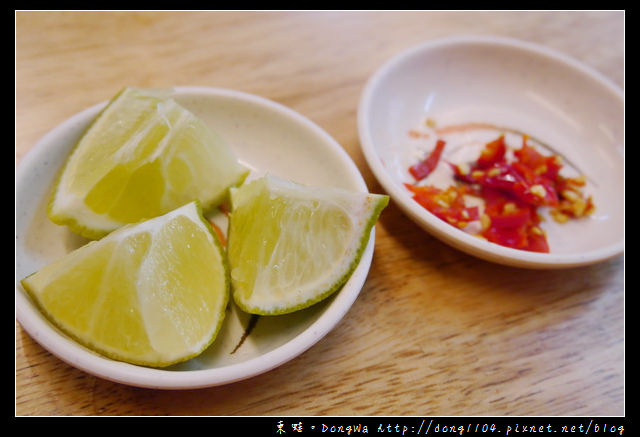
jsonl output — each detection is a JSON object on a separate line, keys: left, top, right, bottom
{"left": 476, "top": 134, "right": 506, "bottom": 168}
{"left": 208, "top": 219, "right": 227, "bottom": 247}
{"left": 525, "top": 231, "right": 550, "bottom": 253}
{"left": 409, "top": 139, "right": 446, "bottom": 181}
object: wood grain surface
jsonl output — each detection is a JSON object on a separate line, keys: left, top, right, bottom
{"left": 15, "top": 10, "right": 624, "bottom": 416}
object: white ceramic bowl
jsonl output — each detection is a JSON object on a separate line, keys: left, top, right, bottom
{"left": 358, "top": 35, "right": 624, "bottom": 268}
{"left": 16, "top": 86, "right": 375, "bottom": 389}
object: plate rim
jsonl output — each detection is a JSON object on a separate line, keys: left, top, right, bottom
{"left": 16, "top": 86, "right": 375, "bottom": 389}
{"left": 357, "top": 35, "right": 624, "bottom": 269}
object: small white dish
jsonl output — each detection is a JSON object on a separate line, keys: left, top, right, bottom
{"left": 358, "top": 35, "right": 624, "bottom": 268}
{"left": 16, "top": 86, "right": 375, "bottom": 389}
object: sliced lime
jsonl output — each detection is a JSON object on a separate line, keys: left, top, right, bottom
{"left": 227, "top": 175, "right": 388, "bottom": 315}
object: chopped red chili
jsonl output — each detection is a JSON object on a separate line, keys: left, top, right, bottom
{"left": 476, "top": 134, "right": 507, "bottom": 168}
{"left": 480, "top": 188, "right": 548, "bottom": 252}
{"left": 208, "top": 219, "right": 227, "bottom": 247}
{"left": 406, "top": 133, "right": 594, "bottom": 253}
{"left": 405, "top": 183, "right": 479, "bottom": 229}
{"left": 409, "top": 139, "right": 446, "bottom": 181}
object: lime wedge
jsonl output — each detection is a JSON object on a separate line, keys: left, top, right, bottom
{"left": 48, "top": 87, "right": 249, "bottom": 239}
{"left": 227, "top": 175, "right": 388, "bottom": 315}
{"left": 21, "top": 201, "right": 229, "bottom": 367}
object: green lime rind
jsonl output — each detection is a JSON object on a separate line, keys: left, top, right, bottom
{"left": 183, "top": 199, "right": 231, "bottom": 363}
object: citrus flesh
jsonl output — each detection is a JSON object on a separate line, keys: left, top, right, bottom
{"left": 227, "top": 175, "right": 389, "bottom": 315}
{"left": 48, "top": 87, "right": 249, "bottom": 239}
{"left": 21, "top": 201, "right": 229, "bottom": 367}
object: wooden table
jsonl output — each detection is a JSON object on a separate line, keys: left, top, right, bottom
{"left": 16, "top": 10, "right": 624, "bottom": 416}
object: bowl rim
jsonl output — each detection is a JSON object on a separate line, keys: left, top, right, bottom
{"left": 357, "top": 35, "right": 624, "bottom": 269}
{"left": 16, "top": 86, "right": 375, "bottom": 389}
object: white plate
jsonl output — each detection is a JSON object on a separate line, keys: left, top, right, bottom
{"left": 358, "top": 35, "right": 624, "bottom": 269}
{"left": 16, "top": 86, "right": 375, "bottom": 389}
